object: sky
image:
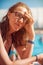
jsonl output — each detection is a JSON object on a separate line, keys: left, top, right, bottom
{"left": 0, "top": 0, "right": 43, "bottom": 9}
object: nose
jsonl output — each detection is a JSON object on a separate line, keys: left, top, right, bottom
{"left": 15, "top": 17, "right": 19, "bottom": 22}
{"left": 19, "top": 18, "right": 23, "bottom": 23}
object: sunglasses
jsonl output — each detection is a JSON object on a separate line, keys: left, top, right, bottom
{"left": 13, "top": 11, "right": 29, "bottom": 23}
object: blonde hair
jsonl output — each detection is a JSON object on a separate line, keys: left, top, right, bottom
{"left": 9, "top": 2, "right": 32, "bottom": 15}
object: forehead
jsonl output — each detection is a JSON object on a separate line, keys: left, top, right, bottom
{"left": 14, "top": 6, "right": 28, "bottom": 14}
{"left": 14, "top": 7, "right": 32, "bottom": 19}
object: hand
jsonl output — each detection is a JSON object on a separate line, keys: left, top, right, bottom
{"left": 37, "top": 54, "right": 43, "bottom": 64}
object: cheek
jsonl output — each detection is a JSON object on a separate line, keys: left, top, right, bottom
{"left": 9, "top": 17, "right": 17, "bottom": 26}
{"left": 9, "top": 21, "right": 14, "bottom": 28}
{"left": 9, "top": 15, "right": 17, "bottom": 22}
{"left": 10, "top": 18, "right": 15, "bottom": 22}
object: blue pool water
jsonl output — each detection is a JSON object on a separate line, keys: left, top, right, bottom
{"left": 32, "top": 34, "right": 43, "bottom": 56}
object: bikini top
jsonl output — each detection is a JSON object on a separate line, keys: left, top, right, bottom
{"left": 9, "top": 47, "right": 18, "bottom": 60}
{"left": 9, "top": 40, "right": 34, "bottom": 60}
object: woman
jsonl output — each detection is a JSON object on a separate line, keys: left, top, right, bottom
{"left": 0, "top": 2, "right": 35, "bottom": 65}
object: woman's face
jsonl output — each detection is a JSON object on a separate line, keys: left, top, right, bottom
{"left": 8, "top": 7, "right": 29, "bottom": 33}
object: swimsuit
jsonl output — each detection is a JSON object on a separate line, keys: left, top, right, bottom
{"left": 9, "top": 40, "right": 34, "bottom": 60}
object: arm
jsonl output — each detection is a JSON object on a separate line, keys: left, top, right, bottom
{"left": 0, "top": 33, "right": 36, "bottom": 65}
{"left": 36, "top": 54, "right": 43, "bottom": 65}
{"left": 1, "top": 37, "right": 36, "bottom": 65}
{"left": 0, "top": 20, "right": 35, "bottom": 65}
{"left": 24, "top": 23, "right": 35, "bottom": 57}
{"left": 0, "top": 33, "right": 13, "bottom": 65}
{"left": 28, "top": 24, "right": 35, "bottom": 57}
